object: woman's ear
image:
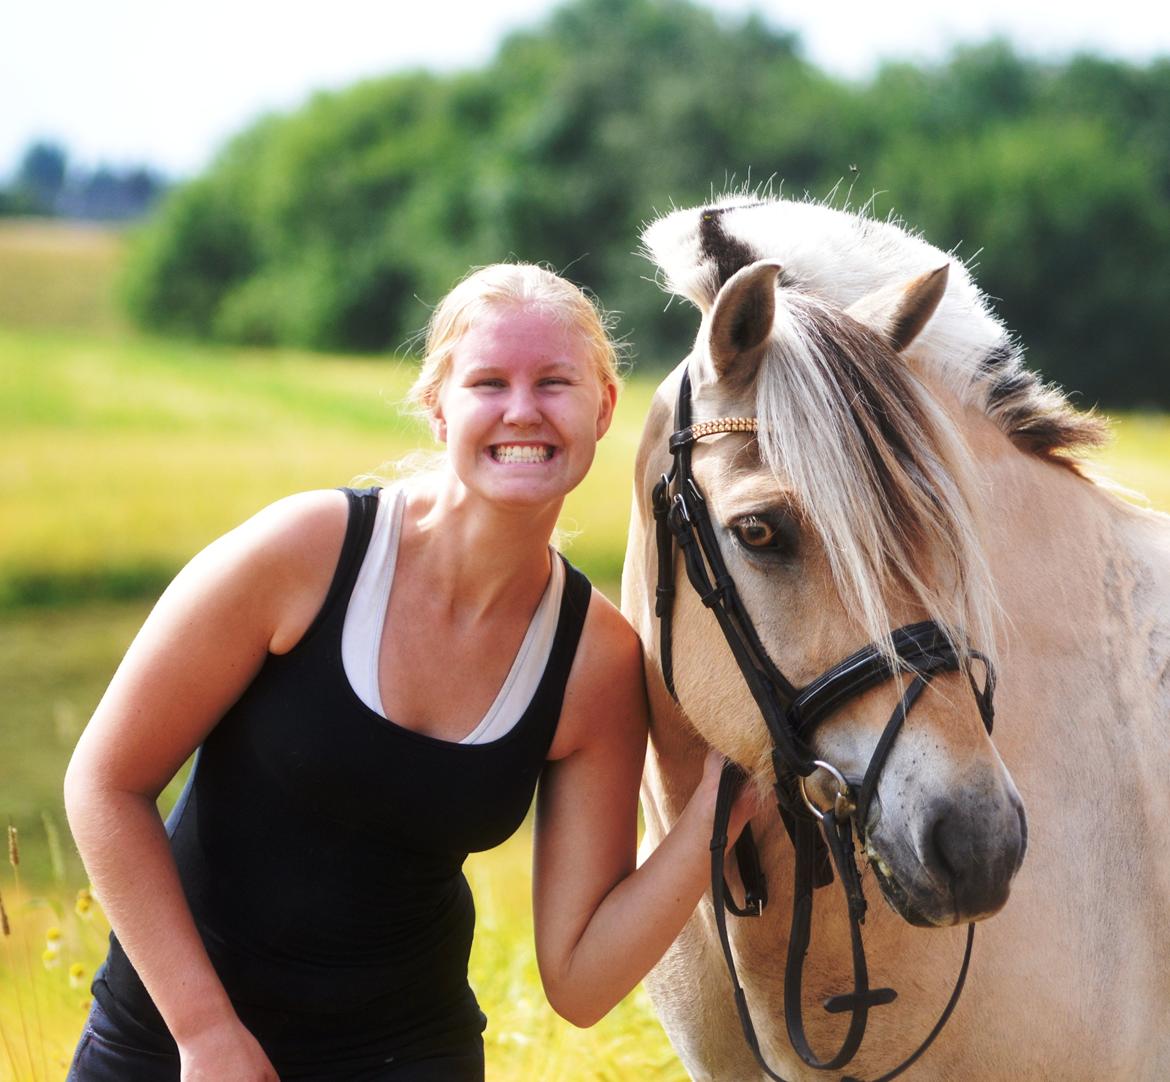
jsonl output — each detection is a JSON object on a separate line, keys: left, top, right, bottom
{"left": 430, "top": 407, "right": 447, "bottom": 444}
{"left": 596, "top": 381, "right": 618, "bottom": 440}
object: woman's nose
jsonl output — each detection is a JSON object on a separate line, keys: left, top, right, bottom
{"left": 503, "top": 389, "right": 542, "bottom": 427}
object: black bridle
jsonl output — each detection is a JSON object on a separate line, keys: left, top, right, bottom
{"left": 653, "top": 370, "right": 997, "bottom": 1082}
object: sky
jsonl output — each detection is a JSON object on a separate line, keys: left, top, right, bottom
{"left": 5, "top": 0, "right": 1170, "bottom": 179}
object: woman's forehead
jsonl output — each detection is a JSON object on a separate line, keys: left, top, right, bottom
{"left": 452, "top": 305, "right": 589, "bottom": 367}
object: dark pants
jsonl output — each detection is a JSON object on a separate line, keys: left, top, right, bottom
{"left": 67, "top": 1001, "right": 486, "bottom": 1082}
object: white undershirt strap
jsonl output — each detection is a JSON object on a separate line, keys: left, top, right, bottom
{"left": 341, "top": 486, "right": 566, "bottom": 744}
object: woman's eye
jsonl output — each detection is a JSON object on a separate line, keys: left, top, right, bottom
{"left": 731, "top": 514, "right": 793, "bottom": 554}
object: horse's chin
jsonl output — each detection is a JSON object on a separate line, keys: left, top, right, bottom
{"left": 864, "top": 841, "right": 1012, "bottom": 928}
{"left": 867, "top": 857, "right": 951, "bottom": 928}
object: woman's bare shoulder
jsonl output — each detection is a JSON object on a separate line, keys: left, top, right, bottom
{"left": 175, "top": 488, "right": 357, "bottom": 655}
{"left": 64, "top": 490, "right": 361, "bottom": 795}
{"left": 239, "top": 489, "right": 358, "bottom": 653}
{"left": 550, "top": 585, "right": 648, "bottom": 759}
{"left": 237, "top": 488, "right": 351, "bottom": 561}
{"left": 580, "top": 587, "right": 643, "bottom": 668}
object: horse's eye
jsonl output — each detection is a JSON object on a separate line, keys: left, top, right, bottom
{"left": 733, "top": 515, "right": 783, "bottom": 550}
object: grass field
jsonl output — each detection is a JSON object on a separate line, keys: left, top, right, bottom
{"left": 2, "top": 218, "right": 1169, "bottom": 1081}
{"left": 0, "top": 220, "right": 127, "bottom": 337}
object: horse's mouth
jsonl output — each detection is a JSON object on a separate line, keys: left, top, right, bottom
{"left": 863, "top": 838, "right": 952, "bottom": 928}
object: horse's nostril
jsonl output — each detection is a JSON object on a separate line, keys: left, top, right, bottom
{"left": 929, "top": 815, "right": 963, "bottom": 882}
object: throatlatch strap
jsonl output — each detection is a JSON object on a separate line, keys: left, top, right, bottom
{"left": 712, "top": 763, "right": 885, "bottom": 1082}
{"left": 711, "top": 762, "right": 793, "bottom": 1082}
{"left": 652, "top": 471, "right": 678, "bottom": 696}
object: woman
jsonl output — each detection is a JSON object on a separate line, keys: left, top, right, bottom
{"left": 64, "top": 264, "right": 754, "bottom": 1081}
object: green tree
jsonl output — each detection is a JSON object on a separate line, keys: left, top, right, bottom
{"left": 122, "top": 0, "right": 830, "bottom": 362}
{"left": 121, "top": 0, "right": 1170, "bottom": 405}
{"left": 867, "top": 117, "right": 1170, "bottom": 406}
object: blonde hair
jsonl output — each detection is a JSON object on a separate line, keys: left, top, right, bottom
{"left": 407, "top": 263, "right": 623, "bottom": 414}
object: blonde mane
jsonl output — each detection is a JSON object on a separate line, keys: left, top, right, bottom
{"left": 646, "top": 196, "right": 1109, "bottom": 467}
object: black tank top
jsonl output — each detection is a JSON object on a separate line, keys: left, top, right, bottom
{"left": 93, "top": 488, "right": 594, "bottom": 1074}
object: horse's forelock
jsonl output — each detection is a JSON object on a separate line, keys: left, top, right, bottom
{"left": 742, "top": 294, "right": 999, "bottom": 664}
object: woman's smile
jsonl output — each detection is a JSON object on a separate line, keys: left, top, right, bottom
{"left": 489, "top": 442, "right": 557, "bottom": 464}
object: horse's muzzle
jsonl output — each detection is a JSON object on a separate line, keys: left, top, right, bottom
{"left": 868, "top": 788, "right": 1028, "bottom": 927}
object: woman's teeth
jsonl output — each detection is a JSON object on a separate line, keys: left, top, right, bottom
{"left": 492, "top": 444, "right": 553, "bottom": 464}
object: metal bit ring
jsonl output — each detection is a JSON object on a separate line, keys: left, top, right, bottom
{"left": 798, "top": 759, "right": 856, "bottom": 821}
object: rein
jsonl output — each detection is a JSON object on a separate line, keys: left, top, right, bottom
{"left": 653, "top": 370, "right": 996, "bottom": 1081}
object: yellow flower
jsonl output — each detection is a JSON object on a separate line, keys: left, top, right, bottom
{"left": 69, "top": 962, "right": 87, "bottom": 990}
{"left": 46, "top": 926, "right": 63, "bottom": 944}
{"left": 42, "top": 948, "right": 61, "bottom": 970}
{"left": 75, "top": 888, "right": 94, "bottom": 920}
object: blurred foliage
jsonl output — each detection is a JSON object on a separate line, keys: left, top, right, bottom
{"left": 122, "top": 0, "right": 1170, "bottom": 405}
{"left": 1, "top": 140, "right": 167, "bottom": 222}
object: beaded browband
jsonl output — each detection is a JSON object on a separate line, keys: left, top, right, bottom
{"left": 692, "top": 417, "right": 757, "bottom": 437}
{"left": 668, "top": 417, "right": 758, "bottom": 451}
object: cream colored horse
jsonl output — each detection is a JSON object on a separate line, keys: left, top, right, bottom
{"left": 623, "top": 198, "right": 1170, "bottom": 1080}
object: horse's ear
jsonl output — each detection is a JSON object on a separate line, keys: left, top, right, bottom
{"left": 847, "top": 265, "right": 949, "bottom": 353}
{"left": 708, "top": 260, "right": 782, "bottom": 381}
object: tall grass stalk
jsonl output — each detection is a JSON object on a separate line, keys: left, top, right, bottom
{"left": 0, "top": 882, "right": 26, "bottom": 1077}
{"left": 3, "top": 825, "right": 48, "bottom": 1082}
{"left": 1, "top": 826, "right": 106, "bottom": 1082}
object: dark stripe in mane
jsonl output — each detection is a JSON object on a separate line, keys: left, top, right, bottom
{"left": 982, "top": 350, "right": 1110, "bottom": 463}
{"left": 986, "top": 369, "right": 1033, "bottom": 408}
{"left": 699, "top": 207, "right": 759, "bottom": 291}
{"left": 649, "top": 197, "right": 1109, "bottom": 473}
{"left": 978, "top": 341, "right": 1016, "bottom": 372}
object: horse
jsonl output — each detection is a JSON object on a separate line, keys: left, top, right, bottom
{"left": 622, "top": 196, "right": 1170, "bottom": 1080}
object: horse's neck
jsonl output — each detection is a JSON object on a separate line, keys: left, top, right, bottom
{"left": 975, "top": 410, "right": 1170, "bottom": 743}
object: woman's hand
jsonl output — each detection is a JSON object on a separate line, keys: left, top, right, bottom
{"left": 694, "top": 746, "right": 767, "bottom": 849}
{"left": 178, "top": 1017, "right": 280, "bottom": 1081}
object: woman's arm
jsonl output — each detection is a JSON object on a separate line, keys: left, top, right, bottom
{"left": 63, "top": 490, "right": 348, "bottom": 1079}
{"left": 532, "top": 592, "right": 757, "bottom": 1027}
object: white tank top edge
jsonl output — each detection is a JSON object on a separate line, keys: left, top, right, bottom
{"left": 341, "top": 485, "right": 567, "bottom": 744}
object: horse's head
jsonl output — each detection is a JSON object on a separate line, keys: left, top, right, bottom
{"left": 640, "top": 242, "right": 1027, "bottom": 928}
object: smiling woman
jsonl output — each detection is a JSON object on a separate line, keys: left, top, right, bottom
{"left": 418, "top": 270, "right": 619, "bottom": 517}
{"left": 61, "top": 262, "right": 757, "bottom": 1082}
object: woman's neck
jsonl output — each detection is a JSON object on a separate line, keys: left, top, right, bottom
{"left": 400, "top": 471, "right": 562, "bottom": 616}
